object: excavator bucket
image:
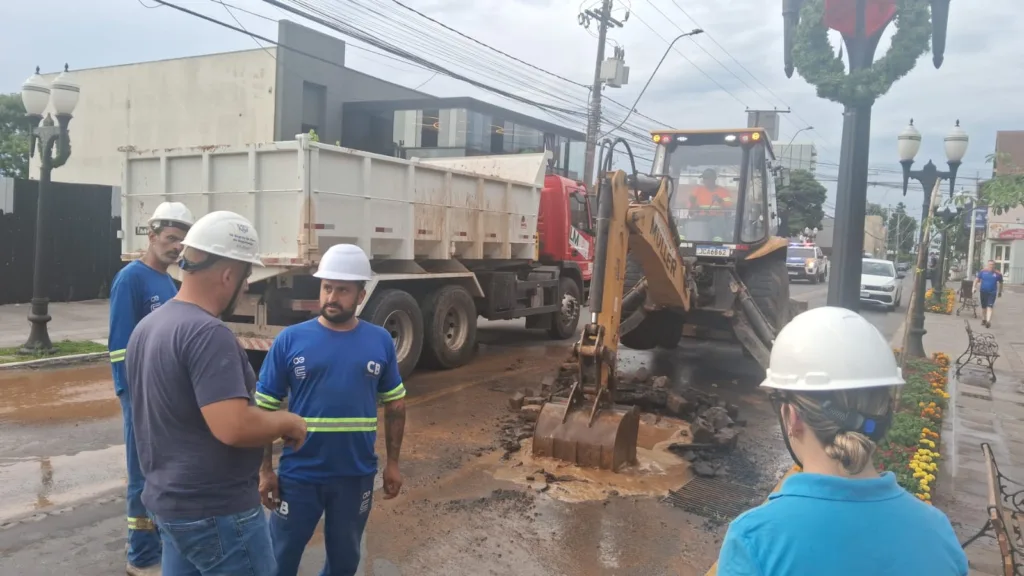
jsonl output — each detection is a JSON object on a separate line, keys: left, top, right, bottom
{"left": 532, "top": 398, "right": 640, "bottom": 471}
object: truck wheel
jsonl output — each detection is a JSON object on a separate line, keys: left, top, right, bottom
{"left": 548, "top": 276, "right": 582, "bottom": 340}
{"left": 619, "top": 252, "right": 683, "bottom": 350}
{"left": 740, "top": 251, "right": 791, "bottom": 333}
{"left": 419, "top": 285, "right": 477, "bottom": 370}
{"left": 361, "top": 289, "right": 424, "bottom": 381}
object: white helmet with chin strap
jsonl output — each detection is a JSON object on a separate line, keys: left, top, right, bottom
{"left": 314, "top": 244, "right": 373, "bottom": 281}
{"left": 180, "top": 211, "right": 263, "bottom": 267}
{"left": 761, "top": 306, "right": 904, "bottom": 392}
{"left": 148, "top": 202, "right": 194, "bottom": 230}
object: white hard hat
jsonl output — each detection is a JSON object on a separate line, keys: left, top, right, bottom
{"left": 148, "top": 202, "right": 194, "bottom": 229}
{"left": 314, "top": 244, "right": 372, "bottom": 281}
{"left": 761, "top": 306, "right": 904, "bottom": 392}
{"left": 180, "top": 211, "right": 263, "bottom": 266}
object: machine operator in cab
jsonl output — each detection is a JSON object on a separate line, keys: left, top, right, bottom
{"left": 687, "top": 168, "right": 737, "bottom": 242}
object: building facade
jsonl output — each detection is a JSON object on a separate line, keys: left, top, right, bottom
{"left": 772, "top": 142, "right": 818, "bottom": 173}
{"left": 815, "top": 214, "right": 888, "bottom": 259}
{"left": 981, "top": 130, "right": 1024, "bottom": 283}
{"left": 30, "top": 20, "right": 581, "bottom": 186}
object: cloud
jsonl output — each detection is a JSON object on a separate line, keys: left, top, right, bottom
{"left": 0, "top": 0, "right": 1020, "bottom": 215}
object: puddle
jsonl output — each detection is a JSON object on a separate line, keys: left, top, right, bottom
{"left": 0, "top": 365, "right": 118, "bottom": 424}
{"left": 494, "top": 416, "right": 694, "bottom": 503}
{"left": 0, "top": 445, "right": 126, "bottom": 521}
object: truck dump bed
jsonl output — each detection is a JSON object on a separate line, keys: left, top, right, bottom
{"left": 122, "top": 135, "right": 549, "bottom": 281}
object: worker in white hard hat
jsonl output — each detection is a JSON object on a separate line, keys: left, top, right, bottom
{"left": 256, "top": 243, "right": 406, "bottom": 576}
{"left": 124, "top": 211, "right": 308, "bottom": 576}
{"left": 107, "top": 201, "right": 193, "bottom": 575}
{"left": 715, "top": 306, "right": 968, "bottom": 576}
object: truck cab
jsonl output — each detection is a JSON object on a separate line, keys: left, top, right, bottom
{"left": 537, "top": 174, "right": 594, "bottom": 292}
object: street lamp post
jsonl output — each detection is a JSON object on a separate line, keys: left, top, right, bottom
{"left": 19, "top": 65, "right": 80, "bottom": 354}
{"left": 897, "top": 119, "right": 968, "bottom": 359}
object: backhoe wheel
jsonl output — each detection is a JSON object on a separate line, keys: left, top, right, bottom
{"left": 361, "top": 289, "right": 424, "bottom": 381}
{"left": 419, "top": 285, "right": 478, "bottom": 370}
{"left": 619, "top": 252, "right": 684, "bottom": 350}
{"left": 740, "top": 251, "right": 791, "bottom": 333}
{"left": 548, "top": 276, "right": 582, "bottom": 340}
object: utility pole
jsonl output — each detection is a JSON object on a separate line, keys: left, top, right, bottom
{"left": 580, "top": 0, "right": 624, "bottom": 192}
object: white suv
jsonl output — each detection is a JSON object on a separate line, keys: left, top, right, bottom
{"left": 860, "top": 258, "right": 902, "bottom": 312}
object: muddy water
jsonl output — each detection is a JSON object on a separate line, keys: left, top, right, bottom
{"left": 0, "top": 445, "right": 125, "bottom": 521}
{"left": 495, "top": 418, "right": 694, "bottom": 504}
{"left": 0, "top": 364, "right": 118, "bottom": 424}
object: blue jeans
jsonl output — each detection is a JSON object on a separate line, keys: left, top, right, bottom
{"left": 156, "top": 506, "right": 277, "bottom": 576}
{"left": 117, "top": 385, "right": 161, "bottom": 568}
{"left": 270, "top": 474, "right": 375, "bottom": 576}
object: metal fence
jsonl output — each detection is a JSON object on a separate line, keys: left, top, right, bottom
{"left": 0, "top": 177, "right": 124, "bottom": 305}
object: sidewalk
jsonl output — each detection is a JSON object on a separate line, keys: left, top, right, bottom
{"left": 0, "top": 300, "right": 109, "bottom": 348}
{"left": 926, "top": 286, "right": 1024, "bottom": 575}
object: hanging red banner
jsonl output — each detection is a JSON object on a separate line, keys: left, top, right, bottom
{"left": 824, "top": 0, "right": 897, "bottom": 38}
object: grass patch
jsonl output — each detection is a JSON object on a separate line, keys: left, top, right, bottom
{"left": 0, "top": 340, "right": 108, "bottom": 364}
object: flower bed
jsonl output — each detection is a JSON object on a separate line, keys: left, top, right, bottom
{"left": 875, "top": 352, "right": 951, "bottom": 503}
{"left": 925, "top": 288, "right": 955, "bottom": 314}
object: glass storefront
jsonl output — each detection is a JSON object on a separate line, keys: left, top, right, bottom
{"left": 344, "top": 99, "right": 584, "bottom": 179}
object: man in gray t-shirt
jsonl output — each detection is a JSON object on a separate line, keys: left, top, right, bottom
{"left": 128, "top": 299, "right": 264, "bottom": 518}
{"left": 125, "top": 211, "right": 306, "bottom": 576}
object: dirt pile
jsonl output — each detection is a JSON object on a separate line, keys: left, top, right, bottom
{"left": 499, "top": 358, "right": 744, "bottom": 459}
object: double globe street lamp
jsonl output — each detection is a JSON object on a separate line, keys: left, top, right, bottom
{"left": 19, "top": 65, "right": 80, "bottom": 354}
{"left": 897, "top": 119, "right": 969, "bottom": 359}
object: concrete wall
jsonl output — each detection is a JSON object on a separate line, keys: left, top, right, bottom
{"left": 32, "top": 50, "right": 277, "bottom": 187}
{"left": 273, "top": 20, "right": 429, "bottom": 145}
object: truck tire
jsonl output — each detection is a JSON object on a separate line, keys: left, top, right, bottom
{"left": 419, "top": 285, "right": 478, "bottom": 370}
{"left": 619, "top": 253, "right": 683, "bottom": 350}
{"left": 548, "top": 276, "right": 582, "bottom": 340}
{"left": 361, "top": 289, "right": 424, "bottom": 381}
{"left": 739, "top": 251, "right": 791, "bottom": 334}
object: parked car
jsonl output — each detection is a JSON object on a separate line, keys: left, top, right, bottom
{"left": 860, "top": 258, "right": 902, "bottom": 312}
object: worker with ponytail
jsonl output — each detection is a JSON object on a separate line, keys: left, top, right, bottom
{"left": 716, "top": 306, "right": 968, "bottom": 576}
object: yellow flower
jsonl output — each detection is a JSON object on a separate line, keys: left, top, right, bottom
{"left": 923, "top": 493, "right": 931, "bottom": 500}
{"left": 921, "top": 485, "right": 931, "bottom": 493}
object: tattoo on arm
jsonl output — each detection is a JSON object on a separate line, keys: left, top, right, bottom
{"left": 262, "top": 443, "right": 274, "bottom": 472}
{"left": 384, "top": 399, "right": 406, "bottom": 463}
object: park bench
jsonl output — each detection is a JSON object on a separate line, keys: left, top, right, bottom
{"left": 956, "top": 319, "right": 999, "bottom": 382}
{"left": 961, "top": 442, "right": 1024, "bottom": 575}
{"left": 958, "top": 279, "right": 979, "bottom": 318}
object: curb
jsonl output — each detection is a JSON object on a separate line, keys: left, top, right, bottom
{"left": 0, "top": 351, "right": 109, "bottom": 371}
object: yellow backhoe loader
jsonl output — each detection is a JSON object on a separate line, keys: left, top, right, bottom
{"left": 533, "top": 128, "right": 801, "bottom": 471}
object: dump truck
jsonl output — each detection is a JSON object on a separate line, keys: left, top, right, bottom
{"left": 120, "top": 135, "right": 595, "bottom": 380}
{"left": 533, "top": 128, "right": 800, "bottom": 471}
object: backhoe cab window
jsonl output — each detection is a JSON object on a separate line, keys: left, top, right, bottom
{"left": 661, "top": 143, "right": 743, "bottom": 243}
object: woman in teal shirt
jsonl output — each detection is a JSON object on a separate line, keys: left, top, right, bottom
{"left": 716, "top": 307, "right": 968, "bottom": 576}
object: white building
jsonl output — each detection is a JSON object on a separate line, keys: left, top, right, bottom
{"left": 772, "top": 142, "right": 818, "bottom": 173}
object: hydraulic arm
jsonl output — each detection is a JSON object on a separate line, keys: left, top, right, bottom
{"left": 532, "top": 169, "right": 690, "bottom": 471}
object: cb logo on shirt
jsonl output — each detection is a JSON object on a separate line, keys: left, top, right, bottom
{"left": 366, "top": 361, "right": 381, "bottom": 377}
{"left": 292, "top": 356, "right": 306, "bottom": 380}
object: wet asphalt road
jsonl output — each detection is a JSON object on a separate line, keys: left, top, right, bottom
{"left": 0, "top": 280, "right": 910, "bottom": 575}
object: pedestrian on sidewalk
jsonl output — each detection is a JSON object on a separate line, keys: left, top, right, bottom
{"left": 255, "top": 244, "right": 407, "bottom": 576}
{"left": 975, "top": 260, "right": 1004, "bottom": 328}
{"left": 125, "top": 211, "right": 308, "bottom": 576}
{"left": 715, "top": 306, "right": 968, "bottom": 576}
{"left": 108, "top": 202, "right": 193, "bottom": 575}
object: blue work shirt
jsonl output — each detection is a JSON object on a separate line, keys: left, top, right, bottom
{"left": 256, "top": 319, "right": 406, "bottom": 483}
{"left": 717, "top": 472, "right": 968, "bottom": 576}
{"left": 108, "top": 260, "right": 178, "bottom": 395}
{"left": 977, "top": 269, "right": 1003, "bottom": 293}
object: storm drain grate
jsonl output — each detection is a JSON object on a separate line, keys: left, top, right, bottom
{"left": 662, "top": 477, "right": 763, "bottom": 520}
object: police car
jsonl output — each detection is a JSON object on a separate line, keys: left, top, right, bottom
{"left": 786, "top": 242, "right": 827, "bottom": 284}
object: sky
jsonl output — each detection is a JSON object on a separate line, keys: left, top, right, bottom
{"left": 1, "top": 0, "right": 1021, "bottom": 221}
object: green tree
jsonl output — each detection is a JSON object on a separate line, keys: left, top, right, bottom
{"left": 0, "top": 93, "right": 29, "bottom": 179}
{"left": 777, "top": 169, "right": 827, "bottom": 236}
{"left": 885, "top": 202, "right": 918, "bottom": 255}
{"left": 980, "top": 152, "right": 1024, "bottom": 215}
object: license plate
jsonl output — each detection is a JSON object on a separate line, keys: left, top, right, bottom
{"left": 696, "top": 246, "right": 730, "bottom": 257}
{"left": 860, "top": 291, "right": 870, "bottom": 298}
